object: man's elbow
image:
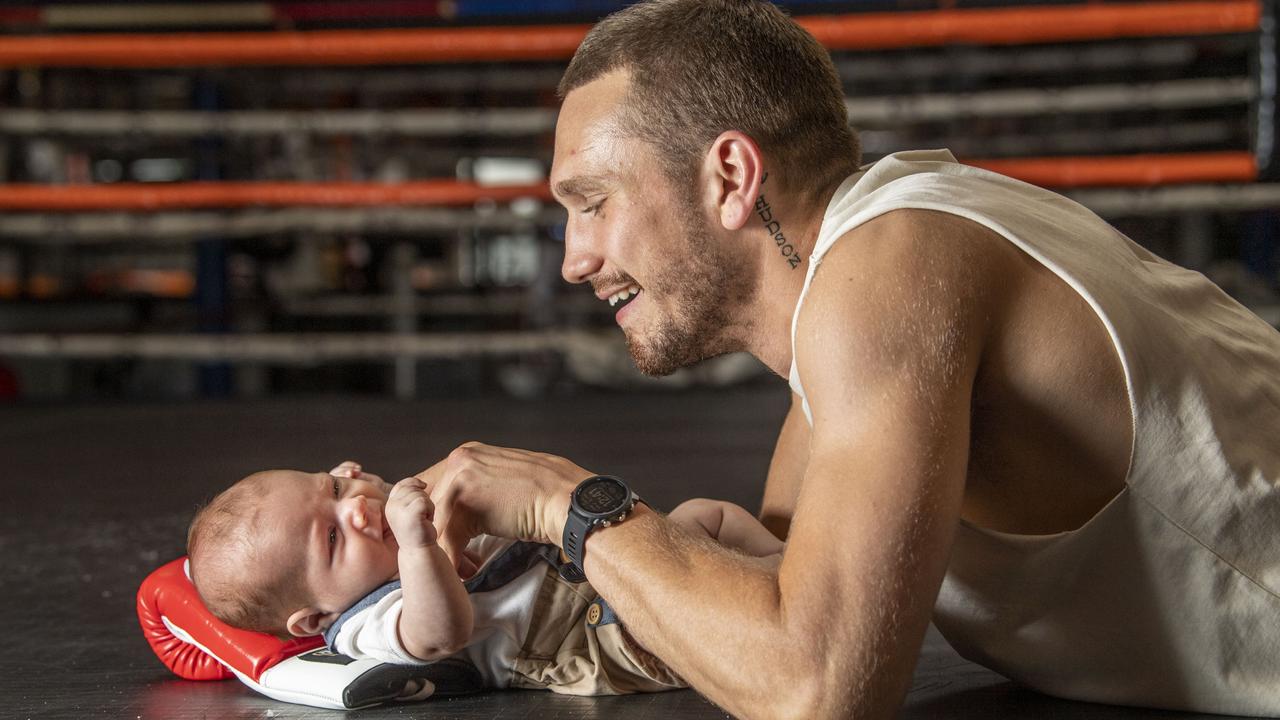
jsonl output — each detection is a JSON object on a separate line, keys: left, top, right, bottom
{"left": 764, "top": 683, "right": 885, "bottom": 720}
{"left": 767, "top": 675, "right": 850, "bottom": 720}
{"left": 722, "top": 650, "right": 823, "bottom": 720}
{"left": 758, "top": 652, "right": 892, "bottom": 720}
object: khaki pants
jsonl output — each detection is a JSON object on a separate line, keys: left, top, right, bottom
{"left": 507, "top": 565, "right": 686, "bottom": 695}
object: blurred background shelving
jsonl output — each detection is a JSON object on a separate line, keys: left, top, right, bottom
{"left": 2, "top": 0, "right": 1276, "bottom": 401}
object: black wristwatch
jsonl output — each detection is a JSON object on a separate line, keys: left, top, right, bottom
{"left": 559, "top": 475, "right": 640, "bottom": 583}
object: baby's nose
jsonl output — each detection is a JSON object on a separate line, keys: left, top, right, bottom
{"left": 346, "top": 495, "right": 370, "bottom": 531}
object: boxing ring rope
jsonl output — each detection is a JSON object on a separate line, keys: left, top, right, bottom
{"left": 0, "top": 77, "right": 1252, "bottom": 136}
{"left": 0, "top": 2, "right": 1258, "bottom": 67}
{"left": 8, "top": 182, "right": 1280, "bottom": 244}
{"left": 0, "top": 208, "right": 569, "bottom": 243}
{"left": 942, "top": 121, "right": 1240, "bottom": 159}
{"left": 802, "top": 2, "right": 1258, "bottom": 50}
{"left": 1069, "top": 184, "right": 1280, "bottom": 216}
{"left": 0, "top": 152, "right": 1258, "bottom": 216}
{"left": 0, "top": 331, "right": 590, "bottom": 362}
{"left": 847, "top": 78, "right": 1254, "bottom": 124}
{"left": 0, "top": 181, "right": 553, "bottom": 211}
{"left": 968, "top": 152, "right": 1259, "bottom": 188}
{"left": 0, "top": 108, "right": 560, "bottom": 138}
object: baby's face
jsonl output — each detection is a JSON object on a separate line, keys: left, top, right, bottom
{"left": 257, "top": 469, "right": 400, "bottom": 621}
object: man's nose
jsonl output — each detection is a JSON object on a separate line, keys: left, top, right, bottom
{"left": 560, "top": 221, "right": 604, "bottom": 285}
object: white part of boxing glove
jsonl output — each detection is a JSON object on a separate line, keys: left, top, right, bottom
{"left": 160, "top": 615, "right": 431, "bottom": 709}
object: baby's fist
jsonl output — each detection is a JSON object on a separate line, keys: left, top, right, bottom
{"left": 387, "top": 478, "right": 439, "bottom": 549}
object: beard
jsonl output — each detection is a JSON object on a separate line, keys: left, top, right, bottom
{"left": 625, "top": 196, "right": 760, "bottom": 377}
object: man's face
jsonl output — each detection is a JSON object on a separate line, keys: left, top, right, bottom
{"left": 551, "top": 70, "right": 757, "bottom": 376}
{"left": 256, "top": 470, "right": 399, "bottom": 622}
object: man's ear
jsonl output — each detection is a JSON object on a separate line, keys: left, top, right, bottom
{"left": 286, "top": 606, "right": 338, "bottom": 638}
{"left": 704, "top": 130, "right": 765, "bottom": 232}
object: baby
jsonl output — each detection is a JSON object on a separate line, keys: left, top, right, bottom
{"left": 187, "top": 460, "right": 784, "bottom": 697}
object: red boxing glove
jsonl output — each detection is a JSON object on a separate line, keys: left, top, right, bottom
{"left": 136, "top": 557, "right": 323, "bottom": 682}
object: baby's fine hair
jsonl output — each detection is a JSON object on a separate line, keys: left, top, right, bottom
{"left": 187, "top": 472, "right": 308, "bottom": 637}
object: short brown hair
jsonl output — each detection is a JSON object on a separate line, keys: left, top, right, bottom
{"left": 187, "top": 472, "right": 308, "bottom": 637}
{"left": 559, "top": 0, "right": 860, "bottom": 200}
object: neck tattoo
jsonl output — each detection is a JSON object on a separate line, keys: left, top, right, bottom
{"left": 754, "top": 173, "right": 802, "bottom": 270}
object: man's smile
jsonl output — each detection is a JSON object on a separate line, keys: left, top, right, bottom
{"left": 608, "top": 285, "right": 642, "bottom": 309}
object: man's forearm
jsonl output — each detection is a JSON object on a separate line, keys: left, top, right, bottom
{"left": 577, "top": 503, "right": 821, "bottom": 719}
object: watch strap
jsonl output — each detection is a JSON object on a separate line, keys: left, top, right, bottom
{"left": 562, "top": 506, "right": 593, "bottom": 581}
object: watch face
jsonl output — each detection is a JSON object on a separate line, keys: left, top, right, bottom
{"left": 575, "top": 476, "right": 629, "bottom": 515}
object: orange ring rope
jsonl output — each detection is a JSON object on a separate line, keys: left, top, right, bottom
{"left": 0, "top": 153, "right": 1258, "bottom": 211}
{"left": 0, "top": 181, "right": 554, "bottom": 211}
{"left": 805, "top": 2, "right": 1259, "bottom": 50}
{"left": 0, "top": 2, "right": 1259, "bottom": 68}
{"left": 967, "top": 152, "right": 1258, "bottom": 188}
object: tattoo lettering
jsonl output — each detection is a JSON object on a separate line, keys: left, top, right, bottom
{"left": 754, "top": 184, "right": 802, "bottom": 270}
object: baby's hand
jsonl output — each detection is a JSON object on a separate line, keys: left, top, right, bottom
{"left": 329, "top": 460, "right": 387, "bottom": 488}
{"left": 387, "top": 478, "right": 439, "bottom": 550}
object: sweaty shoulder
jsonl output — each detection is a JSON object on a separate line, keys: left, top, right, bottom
{"left": 794, "top": 209, "right": 1012, "bottom": 428}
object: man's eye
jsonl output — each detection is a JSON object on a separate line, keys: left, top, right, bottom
{"left": 582, "top": 200, "right": 604, "bottom": 216}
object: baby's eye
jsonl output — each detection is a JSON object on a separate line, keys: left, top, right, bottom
{"left": 329, "top": 527, "right": 337, "bottom": 546}
{"left": 333, "top": 477, "right": 340, "bottom": 497}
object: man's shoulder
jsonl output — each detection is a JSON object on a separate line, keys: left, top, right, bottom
{"left": 795, "top": 208, "right": 1005, "bottom": 397}
{"left": 819, "top": 207, "right": 1009, "bottom": 276}
{"left": 802, "top": 207, "right": 1014, "bottom": 325}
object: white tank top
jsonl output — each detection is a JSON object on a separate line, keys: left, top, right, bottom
{"left": 788, "top": 150, "right": 1280, "bottom": 715}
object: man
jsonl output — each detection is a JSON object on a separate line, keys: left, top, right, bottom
{"left": 418, "top": 2, "right": 1280, "bottom": 718}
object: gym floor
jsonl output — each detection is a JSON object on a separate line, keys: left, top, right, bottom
{"left": 3, "top": 384, "right": 1245, "bottom": 719}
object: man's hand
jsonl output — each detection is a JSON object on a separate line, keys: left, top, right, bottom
{"left": 386, "top": 478, "right": 439, "bottom": 549}
{"left": 414, "top": 442, "right": 595, "bottom": 571}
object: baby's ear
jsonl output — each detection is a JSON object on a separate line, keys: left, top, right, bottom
{"left": 286, "top": 606, "right": 337, "bottom": 638}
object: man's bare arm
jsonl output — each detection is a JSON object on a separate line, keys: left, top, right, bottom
{"left": 575, "top": 211, "right": 990, "bottom": 718}
{"left": 759, "top": 391, "right": 811, "bottom": 540}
